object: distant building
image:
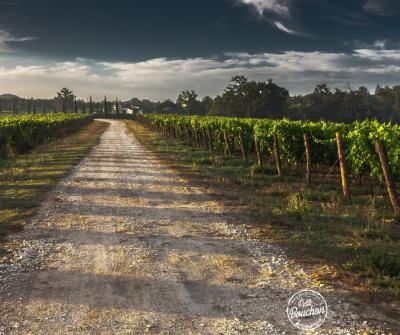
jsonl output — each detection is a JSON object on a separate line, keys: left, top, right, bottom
{"left": 112, "top": 101, "right": 122, "bottom": 114}
{"left": 122, "top": 108, "right": 134, "bottom": 114}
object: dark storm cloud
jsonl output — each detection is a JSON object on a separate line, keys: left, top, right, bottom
{"left": 0, "top": 0, "right": 398, "bottom": 59}
{"left": 0, "top": 0, "right": 399, "bottom": 99}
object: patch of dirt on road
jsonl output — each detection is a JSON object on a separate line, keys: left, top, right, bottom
{"left": 0, "top": 120, "right": 398, "bottom": 334}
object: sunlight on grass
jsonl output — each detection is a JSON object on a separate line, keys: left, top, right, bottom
{"left": 0, "top": 121, "right": 108, "bottom": 240}
{"left": 126, "top": 120, "right": 400, "bottom": 298}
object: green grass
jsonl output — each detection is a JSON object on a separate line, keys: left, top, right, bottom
{"left": 0, "top": 120, "right": 108, "bottom": 242}
{"left": 126, "top": 120, "right": 400, "bottom": 299}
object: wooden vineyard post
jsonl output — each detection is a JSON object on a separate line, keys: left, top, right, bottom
{"left": 375, "top": 139, "right": 400, "bottom": 216}
{"left": 303, "top": 133, "right": 312, "bottom": 186}
{"left": 223, "top": 131, "right": 232, "bottom": 156}
{"left": 174, "top": 126, "right": 179, "bottom": 141}
{"left": 254, "top": 137, "right": 263, "bottom": 167}
{"left": 182, "top": 125, "right": 190, "bottom": 143}
{"left": 206, "top": 128, "right": 213, "bottom": 152}
{"left": 189, "top": 128, "right": 194, "bottom": 145}
{"left": 188, "top": 128, "right": 193, "bottom": 145}
{"left": 194, "top": 130, "right": 199, "bottom": 147}
{"left": 202, "top": 129, "right": 208, "bottom": 150}
{"left": 239, "top": 131, "right": 248, "bottom": 163}
{"left": 273, "top": 134, "right": 283, "bottom": 176}
{"left": 336, "top": 132, "right": 350, "bottom": 198}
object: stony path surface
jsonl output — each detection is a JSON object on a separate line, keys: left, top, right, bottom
{"left": 0, "top": 120, "right": 398, "bottom": 334}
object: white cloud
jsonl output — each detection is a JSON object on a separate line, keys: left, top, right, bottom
{"left": 373, "top": 40, "right": 387, "bottom": 49}
{"left": 236, "top": 0, "right": 290, "bottom": 16}
{"left": 1, "top": 48, "right": 400, "bottom": 100}
{"left": 354, "top": 49, "right": 400, "bottom": 61}
{"left": 0, "top": 30, "right": 36, "bottom": 52}
{"left": 234, "top": 1, "right": 305, "bottom": 35}
{"left": 274, "top": 21, "right": 302, "bottom": 35}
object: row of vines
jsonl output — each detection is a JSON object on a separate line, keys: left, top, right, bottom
{"left": 0, "top": 113, "right": 94, "bottom": 158}
{"left": 140, "top": 114, "right": 400, "bottom": 215}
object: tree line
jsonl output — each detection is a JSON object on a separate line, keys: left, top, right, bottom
{"left": 129, "top": 76, "right": 400, "bottom": 123}
{"left": 1, "top": 78, "right": 400, "bottom": 122}
{"left": 0, "top": 88, "right": 105, "bottom": 114}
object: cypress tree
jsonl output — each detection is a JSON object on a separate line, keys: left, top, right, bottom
{"left": 89, "top": 96, "right": 93, "bottom": 113}
{"left": 104, "top": 96, "right": 108, "bottom": 118}
{"left": 115, "top": 98, "right": 120, "bottom": 118}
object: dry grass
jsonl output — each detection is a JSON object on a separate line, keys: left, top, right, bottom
{"left": 0, "top": 120, "right": 108, "bottom": 243}
{"left": 125, "top": 120, "right": 400, "bottom": 299}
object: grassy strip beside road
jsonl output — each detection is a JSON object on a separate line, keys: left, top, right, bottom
{"left": 0, "top": 120, "right": 108, "bottom": 241}
{"left": 126, "top": 120, "right": 400, "bottom": 300}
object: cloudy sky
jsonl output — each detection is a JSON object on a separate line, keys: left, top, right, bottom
{"left": 0, "top": 0, "right": 400, "bottom": 100}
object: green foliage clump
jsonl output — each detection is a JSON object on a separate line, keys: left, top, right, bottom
{"left": 0, "top": 113, "right": 93, "bottom": 158}
{"left": 144, "top": 113, "right": 400, "bottom": 180}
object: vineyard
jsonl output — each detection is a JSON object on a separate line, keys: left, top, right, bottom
{"left": 0, "top": 115, "right": 399, "bottom": 332}
{"left": 2, "top": 0, "right": 400, "bottom": 330}
{"left": 141, "top": 114, "right": 400, "bottom": 214}
{"left": 0, "top": 113, "right": 94, "bottom": 158}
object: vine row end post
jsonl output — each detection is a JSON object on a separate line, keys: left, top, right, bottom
{"left": 303, "top": 133, "right": 312, "bottom": 186}
{"left": 239, "top": 131, "right": 248, "bottom": 163}
{"left": 336, "top": 132, "right": 350, "bottom": 198}
{"left": 375, "top": 139, "right": 400, "bottom": 216}
{"left": 273, "top": 133, "right": 283, "bottom": 176}
{"left": 254, "top": 136, "right": 263, "bottom": 167}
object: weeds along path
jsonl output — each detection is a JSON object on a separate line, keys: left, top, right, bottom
{"left": 0, "top": 120, "right": 396, "bottom": 334}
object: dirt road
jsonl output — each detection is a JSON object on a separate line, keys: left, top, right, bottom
{"left": 0, "top": 120, "right": 397, "bottom": 334}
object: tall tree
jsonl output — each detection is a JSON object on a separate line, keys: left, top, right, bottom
{"left": 210, "top": 76, "right": 288, "bottom": 118}
{"left": 115, "top": 98, "right": 120, "bottom": 117}
{"left": 177, "top": 90, "right": 197, "bottom": 108}
{"left": 201, "top": 96, "right": 213, "bottom": 115}
{"left": 89, "top": 96, "right": 94, "bottom": 113}
{"left": 176, "top": 90, "right": 205, "bottom": 115}
{"left": 55, "top": 88, "right": 76, "bottom": 113}
{"left": 104, "top": 96, "right": 108, "bottom": 117}
{"left": 155, "top": 99, "right": 177, "bottom": 114}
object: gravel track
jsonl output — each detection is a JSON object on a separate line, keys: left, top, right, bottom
{"left": 0, "top": 120, "right": 398, "bottom": 334}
